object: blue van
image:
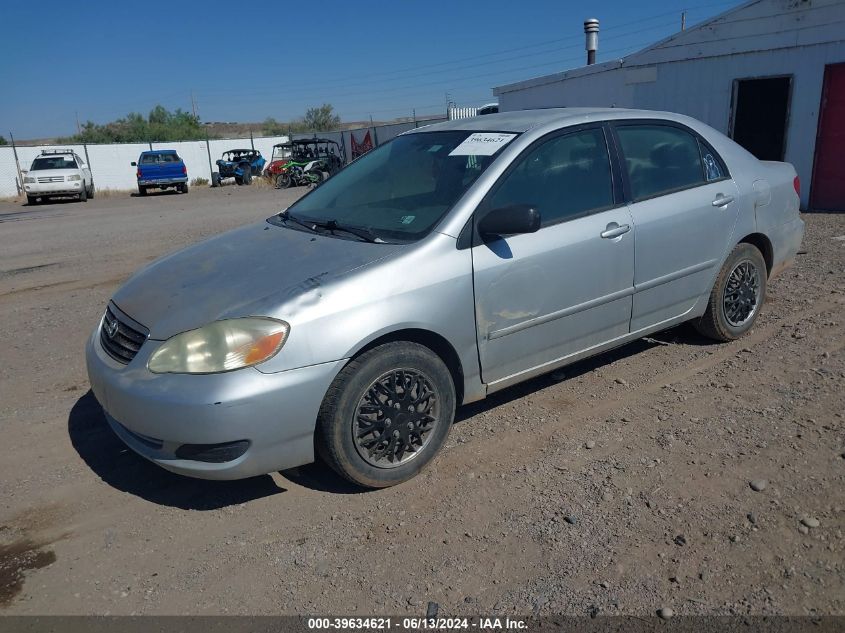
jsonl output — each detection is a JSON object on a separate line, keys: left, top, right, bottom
{"left": 131, "top": 150, "right": 188, "bottom": 195}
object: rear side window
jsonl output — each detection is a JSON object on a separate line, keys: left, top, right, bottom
{"left": 489, "top": 128, "right": 614, "bottom": 226}
{"left": 616, "top": 124, "right": 705, "bottom": 201}
{"left": 699, "top": 143, "right": 725, "bottom": 181}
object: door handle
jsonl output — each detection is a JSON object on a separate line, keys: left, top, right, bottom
{"left": 601, "top": 223, "right": 631, "bottom": 239}
{"left": 712, "top": 194, "right": 735, "bottom": 207}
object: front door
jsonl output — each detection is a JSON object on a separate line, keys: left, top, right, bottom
{"left": 613, "top": 122, "right": 740, "bottom": 331}
{"left": 472, "top": 126, "right": 635, "bottom": 386}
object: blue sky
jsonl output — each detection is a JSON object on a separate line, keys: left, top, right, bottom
{"left": 1, "top": 0, "right": 740, "bottom": 139}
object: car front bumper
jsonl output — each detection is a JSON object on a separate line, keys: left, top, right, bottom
{"left": 25, "top": 180, "right": 83, "bottom": 196}
{"left": 85, "top": 323, "right": 344, "bottom": 480}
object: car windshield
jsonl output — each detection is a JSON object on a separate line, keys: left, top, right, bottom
{"left": 31, "top": 156, "right": 77, "bottom": 170}
{"left": 276, "top": 130, "right": 517, "bottom": 242}
{"left": 273, "top": 146, "right": 292, "bottom": 161}
{"left": 140, "top": 153, "right": 180, "bottom": 164}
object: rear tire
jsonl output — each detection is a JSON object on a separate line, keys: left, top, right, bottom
{"left": 138, "top": 186, "right": 147, "bottom": 196}
{"left": 180, "top": 183, "right": 189, "bottom": 194}
{"left": 694, "top": 242, "right": 767, "bottom": 341}
{"left": 87, "top": 183, "right": 95, "bottom": 198}
{"left": 316, "top": 342, "right": 456, "bottom": 489}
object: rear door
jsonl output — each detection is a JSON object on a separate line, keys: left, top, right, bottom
{"left": 612, "top": 121, "right": 740, "bottom": 331}
{"left": 472, "top": 125, "right": 635, "bottom": 386}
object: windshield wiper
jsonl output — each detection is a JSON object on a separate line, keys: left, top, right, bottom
{"left": 277, "top": 209, "right": 321, "bottom": 233}
{"left": 310, "top": 219, "right": 384, "bottom": 243}
{"left": 278, "top": 210, "right": 385, "bottom": 243}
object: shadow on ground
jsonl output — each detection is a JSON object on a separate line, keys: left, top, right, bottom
{"left": 68, "top": 391, "right": 284, "bottom": 510}
{"left": 456, "top": 322, "right": 714, "bottom": 422}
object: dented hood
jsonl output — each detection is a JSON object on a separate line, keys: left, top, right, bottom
{"left": 111, "top": 221, "right": 401, "bottom": 340}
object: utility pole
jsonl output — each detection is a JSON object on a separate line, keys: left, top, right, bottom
{"left": 9, "top": 131, "right": 24, "bottom": 197}
{"left": 681, "top": 11, "right": 686, "bottom": 31}
{"left": 75, "top": 111, "right": 81, "bottom": 135}
{"left": 191, "top": 90, "right": 198, "bottom": 118}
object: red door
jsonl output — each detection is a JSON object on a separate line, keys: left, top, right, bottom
{"left": 811, "top": 63, "right": 845, "bottom": 211}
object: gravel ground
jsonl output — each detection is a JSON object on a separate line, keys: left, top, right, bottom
{"left": 0, "top": 187, "right": 842, "bottom": 616}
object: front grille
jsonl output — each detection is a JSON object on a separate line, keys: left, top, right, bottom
{"left": 100, "top": 305, "right": 148, "bottom": 364}
{"left": 37, "top": 176, "right": 64, "bottom": 183}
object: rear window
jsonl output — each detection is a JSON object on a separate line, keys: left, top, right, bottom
{"left": 30, "top": 156, "right": 77, "bottom": 170}
{"left": 615, "top": 124, "right": 705, "bottom": 201}
{"left": 140, "top": 153, "right": 181, "bottom": 164}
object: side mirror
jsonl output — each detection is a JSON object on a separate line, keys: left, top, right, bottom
{"left": 478, "top": 204, "right": 541, "bottom": 237}
{"left": 131, "top": 161, "right": 137, "bottom": 166}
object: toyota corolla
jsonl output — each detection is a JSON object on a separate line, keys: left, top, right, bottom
{"left": 86, "top": 108, "right": 804, "bottom": 488}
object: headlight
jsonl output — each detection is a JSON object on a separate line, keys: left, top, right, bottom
{"left": 66, "top": 174, "right": 81, "bottom": 181}
{"left": 24, "top": 176, "right": 35, "bottom": 183}
{"left": 147, "top": 318, "right": 289, "bottom": 374}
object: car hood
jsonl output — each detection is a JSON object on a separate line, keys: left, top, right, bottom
{"left": 111, "top": 221, "right": 402, "bottom": 340}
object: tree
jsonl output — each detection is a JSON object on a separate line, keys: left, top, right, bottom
{"left": 303, "top": 104, "right": 340, "bottom": 132}
{"left": 60, "top": 105, "right": 206, "bottom": 143}
{"left": 0, "top": 135, "right": 7, "bottom": 146}
{"left": 262, "top": 117, "right": 287, "bottom": 136}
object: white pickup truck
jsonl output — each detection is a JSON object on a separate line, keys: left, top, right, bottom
{"left": 23, "top": 150, "right": 94, "bottom": 205}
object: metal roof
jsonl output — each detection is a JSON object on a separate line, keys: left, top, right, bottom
{"left": 493, "top": 0, "right": 843, "bottom": 95}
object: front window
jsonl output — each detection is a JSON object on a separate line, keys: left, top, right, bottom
{"left": 30, "top": 156, "right": 77, "bottom": 170}
{"left": 488, "top": 128, "right": 615, "bottom": 226}
{"left": 277, "top": 131, "right": 517, "bottom": 241}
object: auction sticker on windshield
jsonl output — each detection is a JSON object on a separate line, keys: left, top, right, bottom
{"left": 449, "top": 132, "right": 517, "bottom": 156}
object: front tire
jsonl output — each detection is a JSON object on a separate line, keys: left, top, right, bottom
{"left": 317, "top": 342, "right": 456, "bottom": 489}
{"left": 180, "top": 183, "right": 189, "bottom": 194}
{"left": 275, "top": 173, "right": 291, "bottom": 189}
{"left": 79, "top": 184, "right": 88, "bottom": 202}
{"left": 26, "top": 195, "right": 38, "bottom": 206}
{"left": 694, "top": 242, "right": 767, "bottom": 341}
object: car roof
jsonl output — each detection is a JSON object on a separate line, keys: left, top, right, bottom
{"left": 409, "top": 107, "right": 693, "bottom": 133}
{"left": 141, "top": 149, "right": 178, "bottom": 154}
{"left": 225, "top": 149, "right": 255, "bottom": 153}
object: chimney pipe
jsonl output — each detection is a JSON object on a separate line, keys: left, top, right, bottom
{"left": 584, "top": 18, "right": 599, "bottom": 65}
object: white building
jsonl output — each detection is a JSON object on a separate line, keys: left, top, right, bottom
{"left": 493, "top": 0, "right": 845, "bottom": 210}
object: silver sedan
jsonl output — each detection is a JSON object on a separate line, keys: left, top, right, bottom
{"left": 86, "top": 108, "right": 804, "bottom": 488}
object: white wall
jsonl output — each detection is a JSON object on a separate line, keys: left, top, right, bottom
{"left": 0, "top": 135, "right": 289, "bottom": 197}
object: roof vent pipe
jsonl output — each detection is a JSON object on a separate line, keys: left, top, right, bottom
{"left": 584, "top": 18, "right": 599, "bottom": 65}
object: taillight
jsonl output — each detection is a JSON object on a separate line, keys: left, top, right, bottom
{"left": 136, "top": 169, "right": 141, "bottom": 179}
{"left": 182, "top": 165, "right": 187, "bottom": 175}
{"left": 793, "top": 176, "right": 800, "bottom": 196}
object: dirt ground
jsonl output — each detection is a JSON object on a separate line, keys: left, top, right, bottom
{"left": 0, "top": 186, "right": 843, "bottom": 617}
